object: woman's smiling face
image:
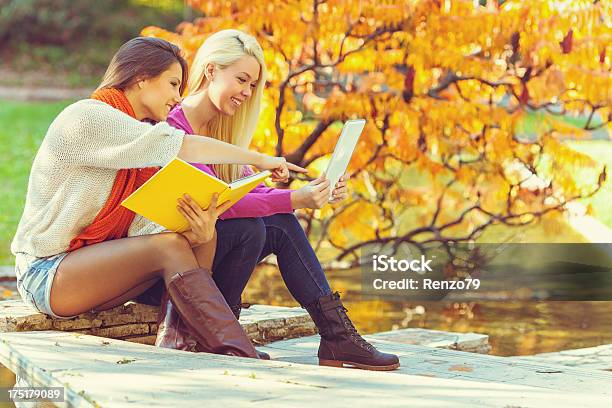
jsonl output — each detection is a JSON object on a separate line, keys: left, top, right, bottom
{"left": 138, "top": 61, "right": 183, "bottom": 121}
{"left": 206, "top": 55, "right": 260, "bottom": 116}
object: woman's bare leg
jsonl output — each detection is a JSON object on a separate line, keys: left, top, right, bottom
{"left": 90, "top": 278, "right": 160, "bottom": 312}
{"left": 49, "top": 232, "right": 198, "bottom": 317}
{"left": 93, "top": 233, "right": 218, "bottom": 312}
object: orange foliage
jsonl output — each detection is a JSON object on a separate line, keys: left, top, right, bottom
{"left": 144, "top": 0, "right": 609, "bottom": 266}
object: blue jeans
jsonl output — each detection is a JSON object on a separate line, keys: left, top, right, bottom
{"left": 212, "top": 213, "right": 332, "bottom": 308}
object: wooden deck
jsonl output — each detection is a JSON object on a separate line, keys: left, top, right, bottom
{"left": 0, "top": 331, "right": 610, "bottom": 407}
{"left": 0, "top": 298, "right": 609, "bottom": 407}
{"left": 258, "top": 335, "right": 612, "bottom": 394}
{"left": 509, "top": 344, "right": 612, "bottom": 371}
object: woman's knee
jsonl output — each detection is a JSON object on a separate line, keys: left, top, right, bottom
{"left": 152, "top": 232, "right": 195, "bottom": 264}
{"left": 264, "top": 213, "right": 304, "bottom": 235}
{"left": 235, "top": 217, "right": 266, "bottom": 249}
{"left": 262, "top": 213, "right": 313, "bottom": 257}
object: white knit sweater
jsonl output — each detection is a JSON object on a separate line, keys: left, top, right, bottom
{"left": 11, "top": 99, "right": 185, "bottom": 258}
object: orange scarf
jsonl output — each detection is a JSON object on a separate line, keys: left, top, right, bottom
{"left": 68, "top": 88, "right": 159, "bottom": 251}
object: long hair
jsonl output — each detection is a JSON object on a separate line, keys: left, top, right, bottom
{"left": 98, "top": 37, "right": 188, "bottom": 95}
{"left": 188, "top": 29, "right": 267, "bottom": 183}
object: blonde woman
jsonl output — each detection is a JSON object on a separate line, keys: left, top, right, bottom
{"left": 11, "top": 37, "right": 305, "bottom": 359}
{"left": 166, "top": 29, "right": 400, "bottom": 371}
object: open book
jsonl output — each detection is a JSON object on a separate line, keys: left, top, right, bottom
{"left": 121, "top": 158, "right": 270, "bottom": 232}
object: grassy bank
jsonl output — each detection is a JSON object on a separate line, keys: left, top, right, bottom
{"left": 0, "top": 99, "right": 76, "bottom": 263}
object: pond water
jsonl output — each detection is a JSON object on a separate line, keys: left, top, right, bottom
{"left": 244, "top": 265, "right": 612, "bottom": 357}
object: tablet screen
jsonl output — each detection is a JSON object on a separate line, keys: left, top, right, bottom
{"left": 324, "top": 119, "right": 366, "bottom": 201}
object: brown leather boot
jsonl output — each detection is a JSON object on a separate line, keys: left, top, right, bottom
{"left": 230, "top": 302, "right": 271, "bottom": 360}
{"left": 155, "top": 290, "right": 198, "bottom": 351}
{"left": 305, "top": 292, "right": 400, "bottom": 371}
{"left": 165, "top": 267, "right": 258, "bottom": 358}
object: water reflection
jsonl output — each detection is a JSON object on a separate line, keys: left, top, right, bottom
{"left": 244, "top": 264, "right": 612, "bottom": 356}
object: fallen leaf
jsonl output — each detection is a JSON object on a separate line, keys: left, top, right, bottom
{"left": 449, "top": 364, "right": 473, "bottom": 372}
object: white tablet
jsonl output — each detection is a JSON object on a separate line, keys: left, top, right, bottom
{"left": 324, "top": 119, "right": 366, "bottom": 201}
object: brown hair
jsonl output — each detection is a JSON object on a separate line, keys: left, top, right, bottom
{"left": 97, "top": 37, "right": 188, "bottom": 95}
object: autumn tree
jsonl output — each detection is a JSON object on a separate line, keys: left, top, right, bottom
{"left": 144, "top": 0, "right": 610, "bottom": 268}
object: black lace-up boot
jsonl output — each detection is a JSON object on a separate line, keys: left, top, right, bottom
{"left": 305, "top": 292, "right": 400, "bottom": 371}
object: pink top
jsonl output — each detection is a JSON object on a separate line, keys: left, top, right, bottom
{"left": 166, "top": 104, "right": 293, "bottom": 220}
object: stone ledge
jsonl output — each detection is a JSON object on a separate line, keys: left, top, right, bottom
{"left": 0, "top": 300, "right": 317, "bottom": 345}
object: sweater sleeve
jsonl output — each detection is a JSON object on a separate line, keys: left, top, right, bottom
{"left": 128, "top": 214, "right": 170, "bottom": 237}
{"left": 47, "top": 99, "right": 185, "bottom": 169}
{"left": 219, "top": 166, "right": 294, "bottom": 220}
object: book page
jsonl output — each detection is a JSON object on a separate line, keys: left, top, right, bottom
{"left": 229, "top": 170, "right": 272, "bottom": 189}
{"left": 217, "top": 170, "right": 271, "bottom": 207}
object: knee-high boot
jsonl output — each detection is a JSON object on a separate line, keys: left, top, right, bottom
{"left": 158, "top": 267, "right": 258, "bottom": 358}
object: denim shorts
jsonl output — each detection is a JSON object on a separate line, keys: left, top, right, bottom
{"left": 14, "top": 252, "right": 77, "bottom": 319}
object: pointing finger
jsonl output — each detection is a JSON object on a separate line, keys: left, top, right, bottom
{"left": 287, "top": 162, "right": 308, "bottom": 173}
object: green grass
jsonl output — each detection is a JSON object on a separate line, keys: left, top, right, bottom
{"left": 0, "top": 99, "right": 76, "bottom": 264}
{"left": 517, "top": 109, "right": 607, "bottom": 139}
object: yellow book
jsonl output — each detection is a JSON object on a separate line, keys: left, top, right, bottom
{"left": 121, "top": 158, "right": 271, "bottom": 232}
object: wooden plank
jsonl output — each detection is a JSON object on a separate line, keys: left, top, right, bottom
{"left": 0, "top": 331, "right": 609, "bottom": 408}
{"left": 259, "top": 335, "right": 612, "bottom": 395}
{"left": 509, "top": 344, "right": 612, "bottom": 371}
{"left": 366, "top": 328, "right": 490, "bottom": 353}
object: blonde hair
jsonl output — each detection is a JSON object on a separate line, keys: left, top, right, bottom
{"left": 188, "top": 29, "right": 267, "bottom": 183}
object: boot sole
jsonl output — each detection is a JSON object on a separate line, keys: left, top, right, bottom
{"left": 319, "top": 358, "right": 400, "bottom": 371}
